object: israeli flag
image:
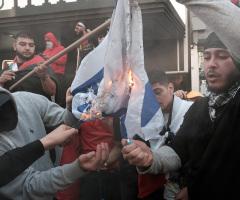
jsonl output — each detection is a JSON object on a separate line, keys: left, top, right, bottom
{"left": 71, "top": 0, "right": 164, "bottom": 145}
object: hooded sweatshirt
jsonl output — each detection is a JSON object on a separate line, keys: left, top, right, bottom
{"left": 0, "top": 87, "right": 44, "bottom": 188}
{"left": 0, "top": 89, "right": 85, "bottom": 200}
{"left": 43, "top": 32, "right": 67, "bottom": 74}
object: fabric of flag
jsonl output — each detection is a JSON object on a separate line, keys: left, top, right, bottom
{"left": 71, "top": 34, "right": 108, "bottom": 121}
{"left": 71, "top": 0, "right": 164, "bottom": 143}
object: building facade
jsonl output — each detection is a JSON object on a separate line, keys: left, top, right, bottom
{"left": 0, "top": 0, "right": 190, "bottom": 90}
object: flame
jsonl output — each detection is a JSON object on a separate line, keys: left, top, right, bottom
{"left": 80, "top": 99, "right": 101, "bottom": 121}
{"left": 127, "top": 70, "right": 134, "bottom": 88}
{"left": 80, "top": 112, "right": 92, "bottom": 121}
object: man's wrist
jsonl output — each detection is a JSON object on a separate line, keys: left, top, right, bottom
{"left": 41, "top": 74, "right": 49, "bottom": 81}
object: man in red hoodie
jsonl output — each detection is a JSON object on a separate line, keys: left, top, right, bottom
{"left": 42, "top": 32, "right": 68, "bottom": 107}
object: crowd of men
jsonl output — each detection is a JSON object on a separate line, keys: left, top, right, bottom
{"left": 0, "top": 0, "right": 240, "bottom": 200}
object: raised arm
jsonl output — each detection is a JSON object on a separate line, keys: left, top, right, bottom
{"left": 177, "top": 0, "right": 240, "bottom": 63}
{"left": 0, "top": 125, "right": 77, "bottom": 187}
{"left": 121, "top": 139, "right": 181, "bottom": 174}
{"left": 0, "top": 141, "right": 109, "bottom": 200}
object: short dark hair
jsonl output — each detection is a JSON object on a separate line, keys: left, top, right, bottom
{"left": 15, "top": 32, "right": 34, "bottom": 42}
{"left": 147, "top": 69, "right": 169, "bottom": 87}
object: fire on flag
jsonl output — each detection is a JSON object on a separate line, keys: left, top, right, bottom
{"left": 71, "top": 0, "right": 164, "bottom": 146}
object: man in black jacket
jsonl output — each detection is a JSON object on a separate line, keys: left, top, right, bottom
{"left": 122, "top": 32, "right": 240, "bottom": 200}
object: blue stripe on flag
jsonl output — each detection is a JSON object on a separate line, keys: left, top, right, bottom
{"left": 72, "top": 68, "right": 104, "bottom": 96}
{"left": 77, "top": 103, "right": 91, "bottom": 113}
{"left": 141, "top": 81, "right": 160, "bottom": 127}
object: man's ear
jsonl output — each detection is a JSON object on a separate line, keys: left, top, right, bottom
{"left": 13, "top": 43, "right": 16, "bottom": 51}
{"left": 168, "top": 83, "right": 174, "bottom": 94}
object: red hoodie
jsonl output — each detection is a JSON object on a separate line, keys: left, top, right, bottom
{"left": 43, "top": 32, "right": 67, "bottom": 74}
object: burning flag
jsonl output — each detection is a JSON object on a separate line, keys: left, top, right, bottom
{"left": 71, "top": 0, "right": 164, "bottom": 146}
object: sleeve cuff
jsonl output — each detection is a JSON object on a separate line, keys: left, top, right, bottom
{"left": 137, "top": 151, "right": 159, "bottom": 174}
{"left": 63, "top": 109, "right": 81, "bottom": 128}
{"left": 62, "top": 159, "right": 89, "bottom": 183}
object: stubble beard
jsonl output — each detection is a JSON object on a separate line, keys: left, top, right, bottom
{"left": 207, "top": 71, "right": 240, "bottom": 93}
{"left": 16, "top": 49, "right": 34, "bottom": 62}
{"left": 75, "top": 30, "right": 83, "bottom": 38}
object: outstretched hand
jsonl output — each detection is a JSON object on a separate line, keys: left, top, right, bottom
{"left": 40, "top": 124, "right": 78, "bottom": 150}
{"left": 121, "top": 139, "right": 153, "bottom": 168}
{"left": 78, "top": 142, "right": 109, "bottom": 171}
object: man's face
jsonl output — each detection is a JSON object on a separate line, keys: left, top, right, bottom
{"left": 203, "top": 48, "right": 240, "bottom": 93}
{"left": 44, "top": 37, "right": 51, "bottom": 44}
{"left": 152, "top": 82, "right": 174, "bottom": 113}
{"left": 13, "top": 37, "right": 35, "bottom": 61}
{"left": 75, "top": 25, "right": 85, "bottom": 37}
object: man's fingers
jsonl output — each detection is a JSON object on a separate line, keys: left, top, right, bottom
{"left": 79, "top": 151, "right": 96, "bottom": 163}
{"left": 64, "top": 128, "right": 78, "bottom": 137}
{"left": 100, "top": 143, "right": 109, "bottom": 166}
{"left": 5, "top": 71, "right": 16, "bottom": 76}
{"left": 66, "top": 87, "right": 71, "bottom": 95}
{"left": 124, "top": 147, "right": 145, "bottom": 163}
{"left": 78, "top": 143, "right": 109, "bottom": 171}
{"left": 121, "top": 139, "right": 128, "bottom": 146}
{"left": 128, "top": 151, "right": 145, "bottom": 165}
{"left": 91, "top": 144, "right": 102, "bottom": 167}
{"left": 122, "top": 146, "right": 140, "bottom": 161}
{"left": 122, "top": 141, "right": 137, "bottom": 154}
{"left": 2, "top": 71, "right": 16, "bottom": 81}
{"left": 129, "top": 151, "right": 149, "bottom": 167}
{"left": 92, "top": 143, "right": 109, "bottom": 169}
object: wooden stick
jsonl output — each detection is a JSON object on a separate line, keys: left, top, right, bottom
{"left": 9, "top": 19, "right": 111, "bottom": 91}
{"left": 76, "top": 47, "right": 80, "bottom": 72}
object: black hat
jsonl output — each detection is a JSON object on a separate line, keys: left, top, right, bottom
{"left": 0, "top": 87, "right": 18, "bottom": 132}
{"left": 0, "top": 93, "right": 10, "bottom": 107}
{"left": 204, "top": 32, "right": 240, "bottom": 71}
{"left": 204, "top": 32, "right": 227, "bottom": 51}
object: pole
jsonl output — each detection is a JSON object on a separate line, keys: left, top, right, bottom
{"left": 76, "top": 47, "right": 80, "bottom": 72}
{"left": 9, "top": 19, "right": 111, "bottom": 91}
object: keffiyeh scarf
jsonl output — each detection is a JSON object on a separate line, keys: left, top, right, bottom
{"left": 206, "top": 80, "right": 240, "bottom": 120}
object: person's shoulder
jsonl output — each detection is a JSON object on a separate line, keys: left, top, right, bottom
{"left": 13, "top": 91, "right": 47, "bottom": 102}
{"left": 193, "top": 96, "right": 208, "bottom": 105}
{"left": 12, "top": 91, "right": 31, "bottom": 98}
{"left": 89, "top": 35, "right": 99, "bottom": 46}
{"left": 180, "top": 98, "right": 194, "bottom": 109}
{"left": 186, "top": 96, "right": 208, "bottom": 114}
{"left": 175, "top": 95, "right": 193, "bottom": 106}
